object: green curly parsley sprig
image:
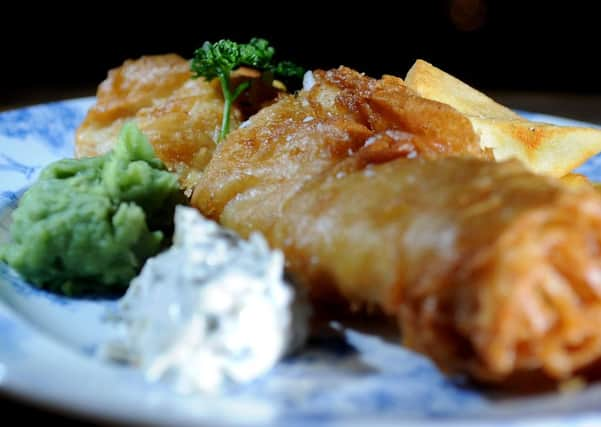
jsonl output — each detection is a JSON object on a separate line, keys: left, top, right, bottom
{"left": 191, "top": 38, "right": 305, "bottom": 142}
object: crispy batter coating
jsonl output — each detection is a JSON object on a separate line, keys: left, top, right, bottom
{"left": 561, "top": 173, "right": 593, "bottom": 189}
{"left": 76, "top": 54, "right": 241, "bottom": 193}
{"left": 193, "top": 67, "right": 601, "bottom": 382}
{"left": 194, "top": 67, "right": 488, "bottom": 235}
{"left": 277, "top": 157, "right": 601, "bottom": 381}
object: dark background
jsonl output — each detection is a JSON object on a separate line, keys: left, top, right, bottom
{"left": 2, "top": 0, "right": 601, "bottom": 425}
{"left": 2, "top": 0, "right": 601, "bottom": 111}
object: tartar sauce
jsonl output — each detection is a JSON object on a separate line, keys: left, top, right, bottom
{"left": 102, "top": 206, "right": 309, "bottom": 393}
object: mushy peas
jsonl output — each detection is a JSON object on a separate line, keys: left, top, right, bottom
{"left": 0, "top": 123, "right": 184, "bottom": 295}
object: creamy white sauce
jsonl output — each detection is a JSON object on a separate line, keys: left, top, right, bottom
{"left": 101, "top": 206, "right": 309, "bottom": 394}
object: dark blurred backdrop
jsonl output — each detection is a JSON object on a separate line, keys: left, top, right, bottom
{"left": 2, "top": 1, "right": 601, "bottom": 117}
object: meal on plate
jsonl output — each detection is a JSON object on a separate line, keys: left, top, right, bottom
{"left": 3, "top": 38, "right": 601, "bottom": 391}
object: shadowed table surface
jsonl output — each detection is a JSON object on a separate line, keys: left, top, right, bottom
{"left": 1, "top": 88, "right": 601, "bottom": 425}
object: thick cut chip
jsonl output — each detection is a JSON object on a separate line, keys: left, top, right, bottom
{"left": 405, "top": 59, "right": 601, "bottom": 177}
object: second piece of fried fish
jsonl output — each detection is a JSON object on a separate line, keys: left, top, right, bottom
{"left": 76, "top": 54, "right": 241, "bottom": 194}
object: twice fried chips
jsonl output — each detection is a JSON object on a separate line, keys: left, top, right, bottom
{"left": 405, "top": 59, "right": 601, "bottom": 177}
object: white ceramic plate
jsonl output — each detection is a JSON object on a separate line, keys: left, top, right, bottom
{"left": 2, "top": 99, "right": 601, "bottom": 426}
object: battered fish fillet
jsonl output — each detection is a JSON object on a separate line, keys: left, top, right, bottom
{"left": 75, "top": 54, "right": 242, "bottom": 193}
{"left": 193, "top": 67, "right": 601, "bottom": 382}
{"left": 278, "top": 158, "right": 601, "bottom": 382}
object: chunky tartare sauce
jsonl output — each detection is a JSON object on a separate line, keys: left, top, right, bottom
{"left": 102, "top": 206, "right": 309, "bottom": 393}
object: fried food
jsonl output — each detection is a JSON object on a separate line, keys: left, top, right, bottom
{"left": 405, "top": 59, "right": 601, "bottom": 177}
{"left": 277, "top": 157, "right": 601, "bottom": 382}
{"left": 75, "top": 54, "right": 242, "bottom": 193}
{"left": 561, "top": 173, "right": 593, "bottom": 188}
{"left": 195, "top": 67, "right": 489, "bottom": 235}
{"left": 193, "top": 67, "right": 601, "bottom": 383}
{"left": 284, "top": 158, "right": 601, "bottom": 381}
